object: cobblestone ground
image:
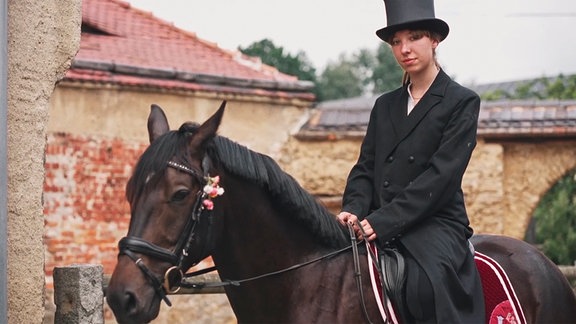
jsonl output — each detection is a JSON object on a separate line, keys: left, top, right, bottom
{"left": 44, "top": 289, "right": 236, "bottom": 323}
{"left": 125, "top": 294, "right": 236, "bottom": 324}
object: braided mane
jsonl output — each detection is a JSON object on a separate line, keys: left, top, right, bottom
{"left": 210, "top": 136, "right": 349, "bottom": 248}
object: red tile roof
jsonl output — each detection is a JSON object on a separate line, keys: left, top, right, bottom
{"left": 65, "top": 0, "right": 314, "bottom": 100}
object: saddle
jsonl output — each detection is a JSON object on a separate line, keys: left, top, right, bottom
{"left": 367, "top": 243, "right": 527, "bottom": 324}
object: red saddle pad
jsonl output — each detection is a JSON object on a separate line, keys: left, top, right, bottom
{"left": 474, "top": 251, "right": 526, "bottom": 324}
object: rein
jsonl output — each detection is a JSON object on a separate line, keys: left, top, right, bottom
{"left": 180, "top": 223, "right": 376, "bottom": 324}
{"left": 349, "top": 223, "right": 375, "bottom": 324}
{"left": 180, "top": 243, "right": 355, "bottom": 289}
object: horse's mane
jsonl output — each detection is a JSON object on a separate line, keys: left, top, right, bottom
{"left": 127, "top": 123, "right": 349, "bottom": 248}
{"left": 210, "top": 136, "right": 349, "bottom": 248}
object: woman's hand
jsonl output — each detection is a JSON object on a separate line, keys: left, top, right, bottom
{"left": 337, "top": 212, "right": 377, "bottom": 242}
{"left": 358, "top": 219, "right": 377, "bottom": 242}
{"left": 337, "top": 211, "right": 358, "bottom": 226}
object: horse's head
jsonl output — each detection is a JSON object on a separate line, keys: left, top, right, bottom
{"left": 106, "top": 102, "right": 226, "bottom": 323}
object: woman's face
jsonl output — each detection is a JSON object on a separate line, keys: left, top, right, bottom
{"left": 389, "top": 30, "right": 438, "bottom": 74}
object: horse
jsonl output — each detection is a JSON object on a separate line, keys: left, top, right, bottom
{"left": 106, "top": 102, "right": 576, "bottom": 323}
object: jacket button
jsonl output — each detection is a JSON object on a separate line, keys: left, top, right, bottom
{"left": 386, "top": 155, "right": 394, "bottom": 162}
{"left": 408, "top": 156, "right": 415, "bottom": 163}
{"left": 383, "top": 181, "right": 390, "bottom": 188}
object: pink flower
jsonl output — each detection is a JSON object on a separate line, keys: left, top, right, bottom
{"left": 201, "top": 174, "right": 224, "bottom": 210}
{"left": 202, "top": 199, "right": 214, "bottom": 210}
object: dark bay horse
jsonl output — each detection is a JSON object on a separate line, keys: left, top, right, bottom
{"left": 106, "top": 102, "right": 576, "bottom": 323}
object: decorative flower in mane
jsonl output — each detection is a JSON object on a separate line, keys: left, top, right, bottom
{"left": 202, "top": 175, "right": 224, "bottom": 210}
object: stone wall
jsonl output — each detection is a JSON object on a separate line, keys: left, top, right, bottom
{"left": 279, "top": 136, "right": 576, "bottom": 239}
{"left": 464, "top": 140, "right": 506, "bottom": 234}
{"left": 7, "top": 0, "right": 80, "bottom": 323}
{"left": 501, "top": 141, "right": 576, "bottom": 238}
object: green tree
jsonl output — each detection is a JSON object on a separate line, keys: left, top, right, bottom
{"left": 370, "top": 43, "right": 404, "bottom": 93}
{"left": 239, "top": 39, "right": 403, "bottom": 101}
{"left": 316, "top": 53, "right": 364, "bottom": 101}
{"left": 530, "top": 170, "right": 576, "bottom": 265}
{"left": 514, "top": 79, "right": 544, "bottom": 100}
{"left": 316, "top": 45, "right": 402, "bottom": 101}
{"left": 481, "top": 74, "right": 576, "bottom": 101}
{"left": 238, "top": 38, "right": 317, "bottom": 88}
{"left": 481, "top": 89, "right": 511, "bottom": 101}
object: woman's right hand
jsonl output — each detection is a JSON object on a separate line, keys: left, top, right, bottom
{"left": 337, "top": 211, "right": 359, "bottom": 227}
{"left": 337, "top": 212, "right": 377, "bottom": 242}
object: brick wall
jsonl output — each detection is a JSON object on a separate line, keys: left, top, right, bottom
{"left": 43, "top": 133, "right": 231, "bottom": 324}
{"left": 43, "top": 133, "right": 146, "bottom": 287}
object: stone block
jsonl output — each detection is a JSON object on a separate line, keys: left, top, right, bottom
{"left": 53, "top": 264, "right": 104, "bottom": 324}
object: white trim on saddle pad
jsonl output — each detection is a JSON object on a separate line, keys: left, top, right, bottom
{"left": 474, "top": 251, "right": 527, "bottom": 324}
{"left": 366, "top": 241, "right": 400, "bottom": 324}
{"left": 366, "top": 243, "right": 527, "bottom": 324}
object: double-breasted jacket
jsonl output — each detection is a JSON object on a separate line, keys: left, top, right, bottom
{"left": 342, "top": 69, "right": 485, "bottom": 322}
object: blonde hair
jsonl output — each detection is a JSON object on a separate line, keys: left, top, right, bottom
{"left": 393, "top": 29, "right": 442, "bottom": 85}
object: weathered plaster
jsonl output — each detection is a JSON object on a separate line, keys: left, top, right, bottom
{"left": 7, "top": 0, "right": 80, "bottom": 322}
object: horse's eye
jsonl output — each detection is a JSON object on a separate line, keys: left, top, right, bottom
{"left": 171, "top": 189, "right": 190, "bottom": 202}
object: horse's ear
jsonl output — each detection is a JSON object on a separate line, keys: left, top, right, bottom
{"left": 148, "top": 104, "right": 170, "bottom": 143}
{"left": 190, "top": 101, "right": 226, "bottom": 150}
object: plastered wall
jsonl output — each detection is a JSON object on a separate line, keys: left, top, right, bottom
{"left": 7, "top": 0, "right": 80, "bottom": 322}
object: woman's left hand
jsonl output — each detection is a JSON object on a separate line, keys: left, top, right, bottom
{"left": 355, "top": 219, "right": 377, "bottom": 242}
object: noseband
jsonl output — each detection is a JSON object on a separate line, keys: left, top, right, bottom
{"left": 118, "top": 157, "right": 214, "bottom": 306}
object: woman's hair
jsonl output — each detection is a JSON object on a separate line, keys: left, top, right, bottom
{"left": 391, "top": 29, "right": 442, "bottom": 85}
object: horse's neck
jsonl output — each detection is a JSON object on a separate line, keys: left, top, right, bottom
{"left": 212, "top": 175, "right": 371, "bottom": 322}
{"left": 214, "top": 176, "right": 322, "bottom": 276}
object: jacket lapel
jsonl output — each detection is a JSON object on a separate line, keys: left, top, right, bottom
{"left": 389, "top": 87, "right": 409, "bottom": 139}
{"left": 394, "top": 70, "right": 450, "bottom": 144}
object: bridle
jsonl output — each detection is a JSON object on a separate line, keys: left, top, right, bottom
{"left": 118, "top": 157, "right": 214, "bottom": 307}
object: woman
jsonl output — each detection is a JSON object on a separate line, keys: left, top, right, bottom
{"left": 337, "top": 0, "right": 485, "bottom": 322}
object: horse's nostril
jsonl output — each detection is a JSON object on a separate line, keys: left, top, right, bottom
{"left": 107, "top": 288, "right": 140, "bottom": 321}
{"left": 123, "top": 291, "right": 138, "bottom": 315}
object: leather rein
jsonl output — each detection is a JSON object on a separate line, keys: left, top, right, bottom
{"left": 116, "top": 158, "right": 377, "bottom": 322}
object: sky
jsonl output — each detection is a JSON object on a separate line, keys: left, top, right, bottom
{"left": 126, "top": 0, "right": 576, "bottom": 85}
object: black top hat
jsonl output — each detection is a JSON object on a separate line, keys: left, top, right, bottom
{"left": 376, "top": 0, "right": 449, "bottom": 42}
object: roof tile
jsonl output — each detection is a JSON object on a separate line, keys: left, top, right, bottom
{"left": 297, "top": 96, "right": 576, "bottom": 139}
{"left": 66, "top": 0, "right": 313, "bottom": 99}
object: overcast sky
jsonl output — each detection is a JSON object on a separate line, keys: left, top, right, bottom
{"left": 126, "top": 0, "right": 576, "bottom": 85}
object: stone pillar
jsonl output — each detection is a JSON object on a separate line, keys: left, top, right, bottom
{"left": 53, "top": 264, "right": 104, "bottom": 324}
{"left": 7, "top": 0, "right": 81, "bottom": 323}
